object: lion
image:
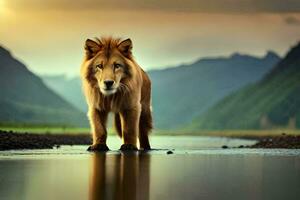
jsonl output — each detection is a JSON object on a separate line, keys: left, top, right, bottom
{"left": 80, "top": 37, "right": 152, "bottom": 151}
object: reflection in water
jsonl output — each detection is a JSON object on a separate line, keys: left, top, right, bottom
{"left": 89, "top": 153, "right": 150, "bottom": 200}
{"left": 1, "top": 148, "right": 300, "bottom": 200}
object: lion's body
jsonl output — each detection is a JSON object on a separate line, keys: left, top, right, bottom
{"left": 80, "top": 37, "right": 152, "bottom": 150}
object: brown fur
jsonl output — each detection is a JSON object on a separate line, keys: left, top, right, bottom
{"left": 80, "top": 36, "right": 152, "bottom": 150}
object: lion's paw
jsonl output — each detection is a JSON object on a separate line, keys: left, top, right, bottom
{"left": 120, "top": 144, "right": 138, "bottom": 151}
{"left": 87, "top": 143, "right": 109, "bottom": 152}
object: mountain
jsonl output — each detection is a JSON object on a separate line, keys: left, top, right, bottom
{"left": 188, "top": 42, "right": 300, "bottom": 130}
{"left": 42, "top": 51, "right": 280, "bottom": 129}
{"left": 149, "top": 51, "right": 280, "bottom": 129}
{"left": 0, "top": 46, "right": 87, "bottom": 126}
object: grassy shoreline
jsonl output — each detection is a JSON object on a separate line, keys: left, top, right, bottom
{"left": 0, "top": 126, "right": 299, "bottom": 138}
{"left": 0, "top": 125, "right": 300, "bottom": 139}
{"left": 153, "top": 129, "right": 300, "bottom": 138}
{"left": 0, "top": 126, "right": 90, "bottom": 134}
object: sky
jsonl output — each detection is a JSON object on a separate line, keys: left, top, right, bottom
{"left": 0, "top": 0, "right": 300, "bottom": 76}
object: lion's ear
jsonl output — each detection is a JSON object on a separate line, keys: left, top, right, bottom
{"left": 85, "top": 39, "right": 102, "bottom": 58}
{"left": 118, "top": 38, "right": 132, "bottom": 57}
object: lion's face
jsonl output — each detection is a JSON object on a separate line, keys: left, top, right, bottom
{"left": 84, "top": 38, "right": 132, "bottom": 96}
{"left": 93, "top": 52, "right": 127, "bottom": 95}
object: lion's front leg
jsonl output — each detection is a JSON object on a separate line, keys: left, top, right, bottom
{"left": 87, "top": 108, "right": 109, "bottom": 151}
{"left": 120, "top": 105, "right": 141, "bottom": 150}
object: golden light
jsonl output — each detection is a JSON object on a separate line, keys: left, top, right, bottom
{"left": 0, "top": 0, "right": 12, "bottom": 18}
{"left": 0, "top": 0, "right": 6, "bottom": 15}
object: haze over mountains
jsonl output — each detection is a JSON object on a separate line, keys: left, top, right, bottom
{"left": 0, "top": 46, "right": 87, "bottom": 126}
{"left": 42, "top": 51, "right": 280, "bottom": 129}
{"left": 149, "top": 52, "right": 280, "bottom": 129}
{"left": 188, "top": 42, "right": 300, "bottom": 130}
{"left": 42, "top": 75, "right": 86, "bottom": 112}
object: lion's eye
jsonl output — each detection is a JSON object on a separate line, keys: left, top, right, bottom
{"left": 114, "top": 63, "right": 122, "bottom": 70}
{"left": 96, "top": 64, "right": 103, "bottom": 69}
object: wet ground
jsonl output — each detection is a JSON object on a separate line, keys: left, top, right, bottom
{"left": 0, "top": 136, "right": 300, "bottom": 200}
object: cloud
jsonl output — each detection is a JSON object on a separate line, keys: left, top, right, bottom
{"left": 6, "top": 0, "right": 300, "bottom": 13}
{"left": 284, "top": 16, "right": 300, "bottom": 25}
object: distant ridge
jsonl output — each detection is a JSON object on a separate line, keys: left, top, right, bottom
{"left": 148, "top": 51, "right": 280, "bottom": 129}
{"left": 264, "top": 42, "right": 300, "bottom": 80}
{"left": 188, "top": 42, "right": 300, "bottom": 130}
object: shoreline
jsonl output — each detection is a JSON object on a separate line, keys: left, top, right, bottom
{"left": 0, "top": 130, "right": 299, "bottom": 151}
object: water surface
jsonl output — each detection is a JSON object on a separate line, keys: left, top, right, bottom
{"left": 0, "top": 136, "right": 299, "bottom": 200}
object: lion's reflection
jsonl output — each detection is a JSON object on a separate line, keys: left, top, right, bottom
{"left": 89, "top": 152, "right": 150, "bottom": 200}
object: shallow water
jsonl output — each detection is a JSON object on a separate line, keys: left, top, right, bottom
{"left": 0, "top": 136, "right": 300, "bottom": 200}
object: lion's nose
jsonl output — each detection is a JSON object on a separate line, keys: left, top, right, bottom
{"left": 104, "top": 80, "right": 114, "bottom": 89}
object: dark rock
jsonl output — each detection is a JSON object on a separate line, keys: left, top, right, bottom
{"left": 250, "top": 134, "right": 300, "bottom": 149}
{"left": 0, "top": 130, "right": 91, "bottom": 151}
{"left": 167, "top": 150, "right": 173, "bottom": 154}
{"left": 222, "top": 145, "right": 228, "bottom": 149}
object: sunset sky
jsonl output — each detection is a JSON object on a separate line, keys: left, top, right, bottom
{"left": 1, "top": 0, "right": 300, "bottom": 76}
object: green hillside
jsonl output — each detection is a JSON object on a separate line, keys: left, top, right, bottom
{"left": 188, "top": 42, "right": 300, "bottom": 130}
{"left": 0, "top": 46, "right": 87, "bottom": 127}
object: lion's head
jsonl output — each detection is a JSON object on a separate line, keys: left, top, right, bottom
{"left": 83, "top": 37, "right": 133, "bottom": 96}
